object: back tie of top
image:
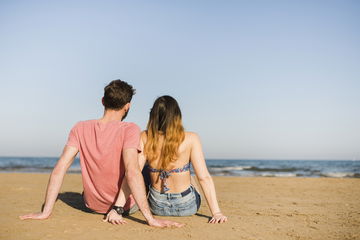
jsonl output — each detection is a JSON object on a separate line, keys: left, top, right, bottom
{"left": 147, "top": 162, "right": 191, "bottom": 193}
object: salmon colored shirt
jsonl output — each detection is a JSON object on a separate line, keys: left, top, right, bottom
{"left": 66, "top": 120, "right": 140, "bottom": 213}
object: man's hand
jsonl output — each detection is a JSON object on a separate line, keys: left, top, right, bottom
{"left": 148, "top": 218, "right": 185, "bottom": 228}
{"left": 19, "top": 212, "right": 51, "bottom": 220}
{"left": 103, "top": 210, "right": 127, "bottom": 225}
{"left": 20, "top": 146, "right": 78, "bottom": 221}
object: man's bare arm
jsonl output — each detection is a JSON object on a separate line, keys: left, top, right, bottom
{"left": 112, "top": 147, "right": 148, "bottom": 209}
{"left": 102, "top": 177, "right": 131, "bottom": 225}
{"left": 103, "top": 141, "right": 149, "bottom": 225}
{"left": 122, "top": 148, "right": 154, "bottom": 222}
{"left": 20, "top": 145, "right": 78, "bottom": 220}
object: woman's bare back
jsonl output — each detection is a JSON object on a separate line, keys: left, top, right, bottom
{"left": 142, "top": 131, "right": 197, "bottom": 193}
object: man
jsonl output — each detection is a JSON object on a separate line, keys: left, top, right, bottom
{"left": 20, "top": 80, "right": 183, "bottom": 228}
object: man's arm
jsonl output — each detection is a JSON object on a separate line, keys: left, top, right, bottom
{"left": 102, "top": 177, "right": 131, "bottom": 224}
{"left": 19, "top": 145, "right": 78, "bottom": 220}
{"left": 103, "top": 138, "right": 149, "bottom": 225}
{"left": 122, "top": 148, "right": 184, "bottom": 227}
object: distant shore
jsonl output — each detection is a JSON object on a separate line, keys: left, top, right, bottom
{"left": 1, "top": 173, "right": 359, "bottom": 240}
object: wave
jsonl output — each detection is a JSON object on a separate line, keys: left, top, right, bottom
{"left": 243, "top": 166, "right": 300, "bottom": 172}
{"left": 320, "top": 172, "right": 358, "bottom": 178}
{"left": 257, "top": 173, "right": 298, "bottom": 177}
{"left": 209, "top": 166, "right": 251, "bottom": 171}
{"left": 0, "top": 165, "right": 53, "bottom": 170}
{"left": 209, "top": 166, "right": 306, "bottom": 172}
{"left": 0, "top": 165, "right": 81, "bottom": 173}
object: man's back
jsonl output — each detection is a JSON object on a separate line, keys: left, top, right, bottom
{"left": 20, "top": 80, "right": 183, "bottom": 228}
{"left": 67, "top": 119, "right": 140, "bottom": 213}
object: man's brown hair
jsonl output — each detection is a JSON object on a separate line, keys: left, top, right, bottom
{"left": 103, "top": 80, "right": 135, "bottom": 110}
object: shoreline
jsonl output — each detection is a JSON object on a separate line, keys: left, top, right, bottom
{"left": 1, "top": 171, "right": 360, "bottom": 179}
{"left": 1, "top": 158, "right": 359, "bottom": 178}
{"left": 1, "top": 173, "right": 359, "bottom": 240}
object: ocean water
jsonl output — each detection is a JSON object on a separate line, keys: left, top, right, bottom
{"left": 0, "top": 157, "right": 359, "bottom": 178}
{"left": 204, "top": 159, "right": 360, "bottom": 178}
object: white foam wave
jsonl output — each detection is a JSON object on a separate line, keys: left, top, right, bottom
{"left": 68, "top": 166, "right": 82, "bottom": 172}
{"left": 259, "top": 173, "right": 297, "bottom": 177}
{"left": 321, "top": 172, "right": 355, "bottom": 178}
{"left": 210, "top": 166, "right": 251, "bottom": 171}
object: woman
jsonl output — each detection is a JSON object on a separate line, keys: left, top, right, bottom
{"left": 140, "top": 95, "right": 227, "bottom": 224}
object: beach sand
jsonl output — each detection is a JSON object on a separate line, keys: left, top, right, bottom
{"left": 0, "top": 173, "right": 359, "bottom": 240}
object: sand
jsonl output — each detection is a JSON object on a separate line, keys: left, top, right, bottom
{"left": 0, "top": 173, "right": 359, "bottom": 240}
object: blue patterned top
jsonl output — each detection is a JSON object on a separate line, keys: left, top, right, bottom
{"left": 147, "top": 162, "right": 191, "bottom": 192}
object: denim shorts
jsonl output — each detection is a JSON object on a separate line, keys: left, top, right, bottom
{"left": 148, "top": 185, "right": 201, "bottom": 216}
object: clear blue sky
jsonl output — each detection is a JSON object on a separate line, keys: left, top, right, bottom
{"left": 0, "top": 0, "right": 359, "bottom": 160}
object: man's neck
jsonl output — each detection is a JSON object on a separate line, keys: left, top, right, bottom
{"left": 99, "top": 109, "right": 125, "bottom": 123}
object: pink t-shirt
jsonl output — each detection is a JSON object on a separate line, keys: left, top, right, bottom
{"left": 66, "top": 119, "right": 140, "bottom": 213}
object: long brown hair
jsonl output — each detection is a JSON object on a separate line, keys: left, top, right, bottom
{"left": 144, "top": 96, "right": 185, "bottom": 170}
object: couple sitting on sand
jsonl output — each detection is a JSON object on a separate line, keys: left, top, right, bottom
{"left": 20, "top": 80, "right": 227, "bottom": 227}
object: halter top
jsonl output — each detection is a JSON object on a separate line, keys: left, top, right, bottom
{"left": 147, "top": 163, "right": 191, "bottom": 192}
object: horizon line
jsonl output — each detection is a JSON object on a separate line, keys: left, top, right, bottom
{"left": 0, "top": 155, "right": 357, "bottom": 161}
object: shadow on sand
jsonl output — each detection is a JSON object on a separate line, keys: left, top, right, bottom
{"left": 58, "top": 191, "right": 211, "bottom": 224}
{"left": 57, "top": 192, "right": 147, "bottom": 224}
{"left": 195, "top": 213, "right": 212, "bottom": 221}
{"left": 58, "top": 192, "right": 94, "bottom": 213}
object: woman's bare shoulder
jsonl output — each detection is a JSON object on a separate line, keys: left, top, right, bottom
{"left": 184, "top": 131, "right": 201, "bottom": 143}
{"left": 140, "top": 130, "right": 148, "bottom": 142}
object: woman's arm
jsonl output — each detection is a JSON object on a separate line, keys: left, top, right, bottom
{"left": 19, "top": 145, "right": 78, "bottom": 220}
{"left": 190, "top": 133, "right": 228, "bottom": 224}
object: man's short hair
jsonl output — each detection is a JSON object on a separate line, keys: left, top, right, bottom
{"left": 103, "top": 80, "right": 135, "bottom": 110}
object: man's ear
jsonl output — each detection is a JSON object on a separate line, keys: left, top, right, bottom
{"left": 124, "top": 102, "right": 131, "bottom": 112}
{"left": 101, "top": 97, "right": 105, "bottom": 106}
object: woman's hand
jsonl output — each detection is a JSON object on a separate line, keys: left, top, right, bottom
{"left": 103, "top": 210, "right": 127, "bottom": 225}
{"left": 209, "top": 212, "right": 227, "bottom": 224}
{"left": 147, "top": 218, "right": 184, "bottom": 228}
{"left": 19, "top": 211, "right": 51, "bottom": 220}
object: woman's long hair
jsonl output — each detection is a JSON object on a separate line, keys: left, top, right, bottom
{"left": 144, "top": 95, "right": 185, "bottom": 170}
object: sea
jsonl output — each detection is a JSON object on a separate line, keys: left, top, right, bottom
{"left": 1, "top": 157, "right": 359, "bottom": 178}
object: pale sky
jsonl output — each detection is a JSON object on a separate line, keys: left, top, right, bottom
{"left": 0, "top": 0, "right": 359, "bottom": 160}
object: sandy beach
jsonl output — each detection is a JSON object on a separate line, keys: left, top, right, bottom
{"left": 0, "top": 173, "right": 359, "bottom": 240}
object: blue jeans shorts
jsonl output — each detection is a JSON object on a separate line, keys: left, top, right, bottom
{"left": 148, "top": 185, "right": 201, "bottom": 216}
